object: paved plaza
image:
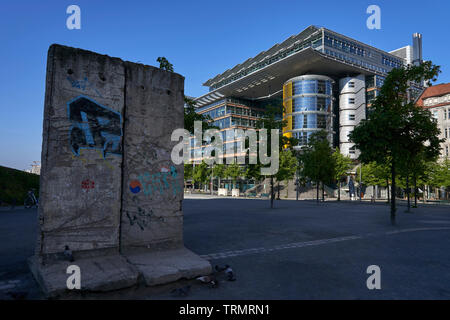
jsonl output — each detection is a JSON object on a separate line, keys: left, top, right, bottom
{"left": 1, "top": 198, "right": 450, "bottom": 299}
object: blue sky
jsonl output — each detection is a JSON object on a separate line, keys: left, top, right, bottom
{"left": 1, "top": 0, "right": 449, "bottom": 170}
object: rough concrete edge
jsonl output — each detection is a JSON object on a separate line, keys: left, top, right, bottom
{"left": 27, "top": 256, "right": 55, "bottom": 299}
{"left": 49, "top": 44, "right": 185, "bottom": 81}
{"left": 28, "top": 254, "right": 142, "bottom": 299}
{"left": 124, "top": 246, "right": 212, "bottom": 287}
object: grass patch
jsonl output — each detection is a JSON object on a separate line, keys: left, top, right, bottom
{"left": 0, "top": 165, "right": 39, "bottom": 205}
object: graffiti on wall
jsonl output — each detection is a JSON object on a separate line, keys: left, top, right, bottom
{"left": 67, "top": 76, "right": 103, "bottom": 97}
{"left": 129, "top": 165, "right": 181, "bottom": 197}
{"left": 71, "top": 149, "right": 115, "bottom": 170}
{"left": 67, "top": 96, "right": 122, "bottom": 158}
{"left": 125, "top": 196, "right": 166, "bottom": 231}
{"left": 126, "top": 206, "right": 153, "bottom": 231}
{"left": 81, "top": 179, "right": 95, "bottom": 192}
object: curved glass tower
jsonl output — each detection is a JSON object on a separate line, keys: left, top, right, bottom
{"left": 283, "top": 75, "right": 334, "bottom": 148}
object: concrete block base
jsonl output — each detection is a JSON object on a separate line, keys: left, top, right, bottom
{"left": 28, "top": 254, "right": 140, "bottom": 298}
{"left": 124, "top": 247, "right": 212, "bottom": 286}
{"left": 29, "top": 247, "right": 211, "bottom": 297}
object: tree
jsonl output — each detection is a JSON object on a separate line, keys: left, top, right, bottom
{"left": 409, "top": 155, "right": 431, "bottom": 206}
{"left": 434, "top": 160, "right": 450, "bottom": 188}
{"left": 213, "top": 163, "right": 227, "bottom": 189}
{"left": 333, "top": 148, "right": 352, "bottom": 201}
{"left": 256, "top": 104, "right": 298, "bottom": 208}
{"left": 184, "top": 163, "right": 193, "bottom": 190}
{"left": 225, "top": 163, "right": 244, "bottom": 189}
{"left": 428, "top": 159, "right": 450, "bottom": 199}
{"left": 301, "top": 131, "right": 336, "bottom": 203}
{"left": 275, "top": 150, "right": 298, "bottom": 199}
{"left": 184, "top": 97, "right": 217, "bottom": 134}
{"left": 356, "top": 161, "right": 389, "bottom": 201}
{"left": 245, "top": 163, "right": 263, "bottom": 184}
{"left": 193, "top": 161, "right": 210, "bottom": 191}
{"left": 156, "top": 57, "right": 174, "bottom": 72}
{"left": 350, "top": 61, "right": 442, "bottom": 225}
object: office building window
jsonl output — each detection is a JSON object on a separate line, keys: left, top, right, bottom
{"left": 348, "top": 98, "right": 355, "bottom": 104}
{"left": 349, "top": 145, "right": 356, "bottom": 154}
{"left": 445, "top": 128, "right": 448, "bottom": 139}
{"left": 349, "top": 114, "right": 355, "bottom": 121}
{"left": 349, "top": 81, "right": 355, "bottom": 88}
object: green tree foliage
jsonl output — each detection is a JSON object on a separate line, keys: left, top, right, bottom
{"left": 225, "top": 163, "right": 244, "bottom": 189}
{"left": 245, "top": 163, "right": 262, "bottom": 184}
{"left": 356, "top": 162, "right": 389, "bottom": 187}
{"left": 429, "top": 159, "right": 450, "bottom": 188}
{"left": 193, "top": 161, "right": 210, "bottom": 191}
{"left": 0, "top": 166, "right": 40, "bottom": 205}
{"left": 332, "top": 148, "right": 352, "bottom": 201}
{"left": 156, "top": 57, "right": 174, "bottom": 72}
{"left": 213, "top": 163, "right": 227, "bottom": 188}
{"left": 275, "top": 150, "right": 298, "bottom": 198}
{"left": 301, "top": 131, "right": 336, "bottom": 202}
{"left": 350, "top": 61, "right": 442, "bottom": 224}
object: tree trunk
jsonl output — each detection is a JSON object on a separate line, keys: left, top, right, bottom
{"left": 338, "top": 181, "right": 341, "bottom": 201}
{"left": 390, "top": 163, "right": 396, "bottom": 225}
{"left": 413, "top": 176, "right": 417, "bottom": 207}
{"left": 423, "top": 185, "right": 426, "bottom": 203}
{"left": 406, "top": 174, "right": 410, "bottom": 212}
{"left": 270, "top": 176, "right": 274, "bottom": 209}
{"left": 386, "top": 179, "right": 390, "bottom": 204}
{"left": 322, "top": 183, "right": 325, "bottom": 202}
{"left": 286, "top": 180, "right": 289, "bottom": 198}
{"left": 316, "top": 182, "right": 319, "bottom": 203}
{"left": 277, "top": 182, "right": 280, "bottom": 200}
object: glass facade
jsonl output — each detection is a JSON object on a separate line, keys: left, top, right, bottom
{"left": 190, "top": 99, "right": 265, "bottom": 162}
{"left": 283, "top": 75, "right": 334, "bottom": 147}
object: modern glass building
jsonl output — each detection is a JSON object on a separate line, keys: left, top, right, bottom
{"left": 189, "top": 98, "right": 267, "bottom": 163}
{"left": 283, "top": 75, "right": 334, "bottom": 148}
{"left": 194, "top": 25, "right": 425, "bottom": 159}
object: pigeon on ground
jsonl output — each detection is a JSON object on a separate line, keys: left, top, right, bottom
{"left": 170, "top": 285, "right": 191, "bottom": 297}
{"left": 196, "top": 275, "right": 214, "bottom": 283}
{"left": 197, "top": 275, "right": 219, "bottom": 288}
{"left": 64, "top": 245, "right": 74, "bottom": 262}
{"left": 225, "top": 266, "right": 236, "bottom": 281}
{"left": 215, "top": 265, "right": 229, "bottom": 272}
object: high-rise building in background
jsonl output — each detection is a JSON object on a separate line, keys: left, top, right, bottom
{"left": 25, "top": 161, "right": 41, "bottom": 175}
{"left": 194, "top": 25, "right": 424, "bottom": 159}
